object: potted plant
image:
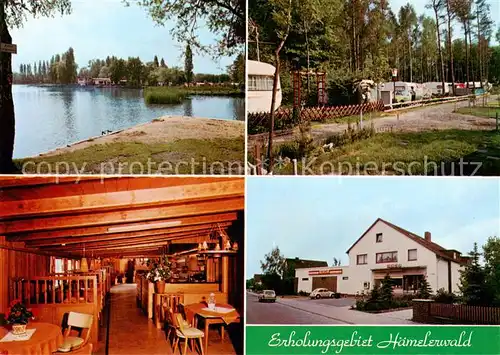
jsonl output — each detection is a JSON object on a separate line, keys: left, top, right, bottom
{"left": 146, "top": 256, "right": 172, "bottom": 294}
{"left": 6, "top": 300, "right": 35, "bottom": 335}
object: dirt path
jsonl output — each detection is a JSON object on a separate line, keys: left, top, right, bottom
{"left": 272, "top": 96, "right": 498, "bottom": 144}
{"left": 34, "top": 116, "right": 244, "bottom": 158}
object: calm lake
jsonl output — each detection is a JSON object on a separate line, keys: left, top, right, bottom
{"left": 13, "top": 85, "right": 245, "bottom": 158}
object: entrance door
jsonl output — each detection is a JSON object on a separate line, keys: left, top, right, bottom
{"left": 312, "top": 276, "right": 337, "bottom": 292}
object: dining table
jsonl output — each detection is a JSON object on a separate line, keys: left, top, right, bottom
{"left": 0, "top": 322, "right": 64, "bottom": 355}
{"left": 184, "top": 302, "right": 240, "bottom": 354}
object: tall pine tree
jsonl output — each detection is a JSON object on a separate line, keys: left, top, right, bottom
{"left": 184, "top": 44, "right": 193, "bottom": 86}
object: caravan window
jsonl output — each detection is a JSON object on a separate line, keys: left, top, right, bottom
{"left": 249, "top": 75, "right": 274, "bottom": 91}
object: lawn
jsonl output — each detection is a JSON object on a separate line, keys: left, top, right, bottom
{"left": 454, "top": 106, "right": 500, "bottom": 118}
{"left": 15, "top": 137, "right": 245, "bottom": 175}
{"left": 270, "top": 129, "right": 500, "bottom": 176}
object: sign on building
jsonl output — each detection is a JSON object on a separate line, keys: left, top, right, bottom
{"left": 308, "top": 268, "right": 343, "bottom": 276}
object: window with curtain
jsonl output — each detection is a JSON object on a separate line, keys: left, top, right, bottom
{"left": 248, "top": 75, "right": 274, "bottom": 91}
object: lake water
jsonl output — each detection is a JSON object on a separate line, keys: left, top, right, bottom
{"left": 12, "top": 85, "right": 245, "bottom": 158}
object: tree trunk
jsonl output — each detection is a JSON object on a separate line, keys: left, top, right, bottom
{"left": 409, "top": 37, "right": 412, "bottom": 83}
{"left": 464, "top": 21, "right": 470, "bottom": 89}
{"left": 267, "top": 49, "right": 281, "bottom": 174}
{"left": 434, "top": 7, "right": 446, "bottom": 95}
{"left": 446, "top": 1, "right": 456, "bottom": 95}
{"left": 468, "top": 18, "right": 474, "bottom": 87}
{"left": 304, "top": 18, "right": 310, "bottom": 99}
{"left": 476, "top": 7, "right": 482, "bottom": 88}
{"left": 0, "top": 1, "right": 16, "bottom": 173}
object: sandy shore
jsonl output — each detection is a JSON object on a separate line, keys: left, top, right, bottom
{"left": 34, "top": 116, "right": 244, "bottom": 158}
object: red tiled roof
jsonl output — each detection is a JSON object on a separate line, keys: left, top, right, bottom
{"left": 346, "top": 218, "right": 470, "bottom": 265}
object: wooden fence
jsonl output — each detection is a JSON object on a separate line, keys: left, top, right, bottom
{"left": 429, "top": 302, "right": 500, "bottom": 324}
{"left": 413, "top": 299, "right": 500, "bottom": 325}
{"left": 248, "top": 101, "right": 385, "bottom": 135}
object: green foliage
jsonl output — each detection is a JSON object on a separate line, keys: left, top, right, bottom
{"left": 144, "top": 87, "right": 188, "bottom": 105}
{"left": 260, "top": 246, "right": 286, "bottom": 278}
{"left": 146, "top": 256, "right": 172, "bottom": 282}
{"left": 5, "top": 0, "right": 72, "bottom": 28}
{"left": 323, "top": 121, "right": 376, "bottom": 148}
{"left": 260, "top": 272, "right": 283, "bottom": 294}
{"left": 459, "top": 242, "right": 490, "bottom": 306}
{"left": 433, "top": 288, "right": 458, "bottom": 304}
{"left": 417, "top": 277, "right": 433, "bottom": 299}
{"left": 6, "top": 300, "right": 33, "bottom": 325}
{"left": 483, "top": 236, "right": 500, "bottom": 307}
{"left": 130, "top": 0, "right": 245, "bottom": 56}
{"left": 380, "top": 275, "right": 394, "bottom": 305}
{"left": 184, "top": 44, "right": 194, "bottom": 85}
{"left": 369, "top": 283, "right": 381, "bottom": 302}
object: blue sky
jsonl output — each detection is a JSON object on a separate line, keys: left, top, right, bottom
{"left": 246, "top": 177, "right": 500, "bottom": 278}
{"left": 391, "top": 0, "right": 500, "bottom": 45}
{"left": 10, "top": 0, "right": 235, "bottom": 74}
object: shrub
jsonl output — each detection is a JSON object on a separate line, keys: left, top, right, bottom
{"left": 355, "top": 299, "right": 367, "bottom": 310}
{"left": 434, "top": 288, "right": 458, "bottom": 304}
{"left": 379, "top": 275, "right": 394, "bottom": 304}
{"left": 277, "top": 141, "right": 301, "bottom": 160}
{"left": 417, "top": 277, "right": 433, "bottom": 299}
{"left": 298, "top": 291, "right": 310, "bottom": 297}
{"left": 334, "top": 293, "right": 341, "bottom": 299}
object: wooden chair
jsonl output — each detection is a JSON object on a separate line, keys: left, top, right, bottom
{"left": 66, "top": 343, "right": 93, "bottom": 355}
{"left": 172, "top": 312, "right": 204, "bottom": 355}
{"left": 57, "top": 312, "right": 94, "bottom": 353}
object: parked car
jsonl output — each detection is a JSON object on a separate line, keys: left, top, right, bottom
{"left": 310, "top": 288, "right": 335, "bottom": 299}
{"left": 258, "top": 290, "right": 277, "bottom": 303}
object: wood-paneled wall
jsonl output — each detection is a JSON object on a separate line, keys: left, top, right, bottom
{"left": 0, "top": 237, "right": 51, "bottom": 314}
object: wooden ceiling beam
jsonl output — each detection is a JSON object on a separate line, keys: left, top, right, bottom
{"left": 0, "top": 197, "right": 244, "bottom": 234}
{"left": 0, "top": 179, "right": 244, "bottom": 219}
{"left": 25, "top": 223, "right": 231, "bottom": 247}
{"left": 38, "top": 230, "right": 216, "bottom": 251}
{"left": 11, "top": 212, "right": 238, "bottom": 242}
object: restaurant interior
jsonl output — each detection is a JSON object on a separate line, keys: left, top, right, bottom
{"left": 0, "top": 176, "right": 244, "bottom": 354}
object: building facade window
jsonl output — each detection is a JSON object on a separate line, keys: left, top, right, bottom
{"left": 248, "top": 75, "right": 274, "bottom": 91}
{"left": 376, "top": 251, "right": 398, "bottom": 263}
{"left": 302, "top": 278, "right": 309, "bottom": 281}
{"left": 363, "top": 282, "right": 370, "bottom": 289}
{"left": 376, "top": 233, "right": 383, "bottom": 243}
{"left": 343, "top": 276, "right": 349, "bottom": 280}
{"left": 357, "top": 254, "right": 367, "bottom": 265}
{"left": 408, "top": 249, "right": 417, "bottom": 261}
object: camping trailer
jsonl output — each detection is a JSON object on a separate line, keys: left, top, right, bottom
{"left": 423, "top": 82, "right": 451, "bottom": 95}
{"left": 378, "top": 82, "right": 427, "bottom": 105}
{"left": 247, "top": 60, "right": 282, "bottom": 113}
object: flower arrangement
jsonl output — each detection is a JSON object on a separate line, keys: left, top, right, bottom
{"left": 6, "top": 300, "right": 35, "bottom": 325}
{"left": 146, "top": 256, "right": 172, "bottom": 283}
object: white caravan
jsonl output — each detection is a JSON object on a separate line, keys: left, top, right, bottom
{"left": 423, "top": 82, "right": 451, "bottom": 95}
{"left": 247, "top": 60, "right": 282, "bottom": 113}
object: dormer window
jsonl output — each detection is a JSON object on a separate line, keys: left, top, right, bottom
{"left": 376, "top": 233, "right": 383, "bottom": 243}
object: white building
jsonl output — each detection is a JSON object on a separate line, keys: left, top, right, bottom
{"left": 295, "top": 218, "right": 470, "bottom": 295}
{"left": 247, "top": 60, "right": 281, "bottom": 113}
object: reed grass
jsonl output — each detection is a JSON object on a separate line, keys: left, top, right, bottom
{"left": 144, "top": 87, "right": 188, "bottom": 104}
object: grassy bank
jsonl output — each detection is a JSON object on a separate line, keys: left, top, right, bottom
{"left": 257, "top": 129, "right": 500, "bottom": 175}
{"left": 144, "top": 86, "right": 243, "bottom": 104}
{"left": 16, "top": 137, "right": 245, "bottom": 175}
{"left": 454, "top": 106, "right": 500, "bottom": 118}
